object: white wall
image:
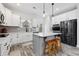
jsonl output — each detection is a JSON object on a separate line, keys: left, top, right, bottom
{"left": 52, "top": 9, "right": 77, "bottom": 25}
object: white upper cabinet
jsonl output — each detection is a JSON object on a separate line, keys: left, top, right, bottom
{"left": 0, "top": 4, "right": 20, "bottom": 26}
{"left": 11, "top": 13, "right": 20, "bottom": 26}
{"left": 5, "top": 8, "right": 12, "bottom": 26}
{"left": 5, "top": 8, "right": 20, "bottom": 26}
{"left": 5, "top": 9, "right": 20, "bottom": 26}
{"left": 0, "top": 4, "right": 5, "bottom": 15}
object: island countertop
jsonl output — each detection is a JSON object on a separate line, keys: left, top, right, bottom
{"left": 33, "top": 32, "right": 62, "bottom": 37}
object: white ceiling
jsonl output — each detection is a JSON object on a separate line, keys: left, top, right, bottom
{"left": 2, "top": 3, "right": 77, "bottom": 19}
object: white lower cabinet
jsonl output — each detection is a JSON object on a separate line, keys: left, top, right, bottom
{"left": 17, "top": 32, "right": 33, "bottom": 43}
{"left": 11, "top": 32, "right": 33, "bottom": 45}
{"left": 11, "top": 33, "right": 18, "bottom": 45}
{"left": 0, "top": 37, "right": 11, "bottom": 56}
{"left": 0, "top": 43, "right": 10, "bottom": 56}
{"left": 1, "top": 44, "right": 8, "bottom": 56}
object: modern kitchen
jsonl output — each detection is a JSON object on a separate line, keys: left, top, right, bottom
{"left": 0, "top": 3, "right": 79, "bottom": 56}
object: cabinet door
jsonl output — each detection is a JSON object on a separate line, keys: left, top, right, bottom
{"left": 18, "top": 33, "right": 33, "bottom": 43}
{"left": 1, "top": 41, "right": 9, "bottom": 56}
{"left": 5, "top": 8, "right": 12, "bottom": 26}
{"left": 0, "top": 4, "right": 5, "bottom": 15}
{"left": 22, "top": 33, "right": 32, "bottom": 42}
{"left": 0, "top": 4, "right": 12, "bottom": 26}
{"left": 11, "top": 33, "right": 18, "bottom": 45}
{"left": 0, "top": 4, "right": 6, "bottom": 24}
{"left": 12, "top": 14, "right": 20, "bottom": 26}
{"left": 1, "top": 45, "right": 7, "bottom": 56}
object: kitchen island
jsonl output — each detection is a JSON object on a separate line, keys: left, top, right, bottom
{"left": 33, "top": 32, "right": 61, "bottom": 56}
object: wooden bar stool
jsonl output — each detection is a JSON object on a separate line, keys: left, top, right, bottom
{"left": 45, "top": 36, "right": 62, "bottom": 56}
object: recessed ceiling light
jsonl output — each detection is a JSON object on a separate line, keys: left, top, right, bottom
{"left": 17, "top": 3, "right": 20, "bottom": 6}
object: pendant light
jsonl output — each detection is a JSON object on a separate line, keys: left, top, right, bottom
{"left": 43, "top": 3, "right": 46, "bottom": 17}
{"left": 52, "top": 3, "right": 54, "bottom": 17}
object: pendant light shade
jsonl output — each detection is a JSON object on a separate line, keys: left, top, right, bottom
{"left": 43, "top": 3, "right": 46, "bottom": 17}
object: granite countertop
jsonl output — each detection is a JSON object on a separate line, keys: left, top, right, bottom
{"left": 34, "top": 32, "right": 62, "bottom": 37}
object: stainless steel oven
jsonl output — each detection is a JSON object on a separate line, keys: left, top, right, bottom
{"left": 52, "top": 24, "right": 60, "bottom": 33}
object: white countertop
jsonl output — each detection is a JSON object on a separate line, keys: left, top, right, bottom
{"left": 34, "top": 32, "right": 62, "bottom": 37}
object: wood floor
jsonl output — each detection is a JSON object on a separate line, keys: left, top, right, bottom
{"left": 9, "top": 42, "right": 79, "bottom": 56}
{"left": 9, "top": 42, "right": 35, "bottom": 56}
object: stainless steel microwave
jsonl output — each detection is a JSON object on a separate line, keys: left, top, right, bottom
{"left": 52, "top": 24, "right": 60, "bottom": 32}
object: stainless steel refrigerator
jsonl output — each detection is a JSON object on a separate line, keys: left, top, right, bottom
{"left": 60, "top": 19, "right": 77, "bottom": 47}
